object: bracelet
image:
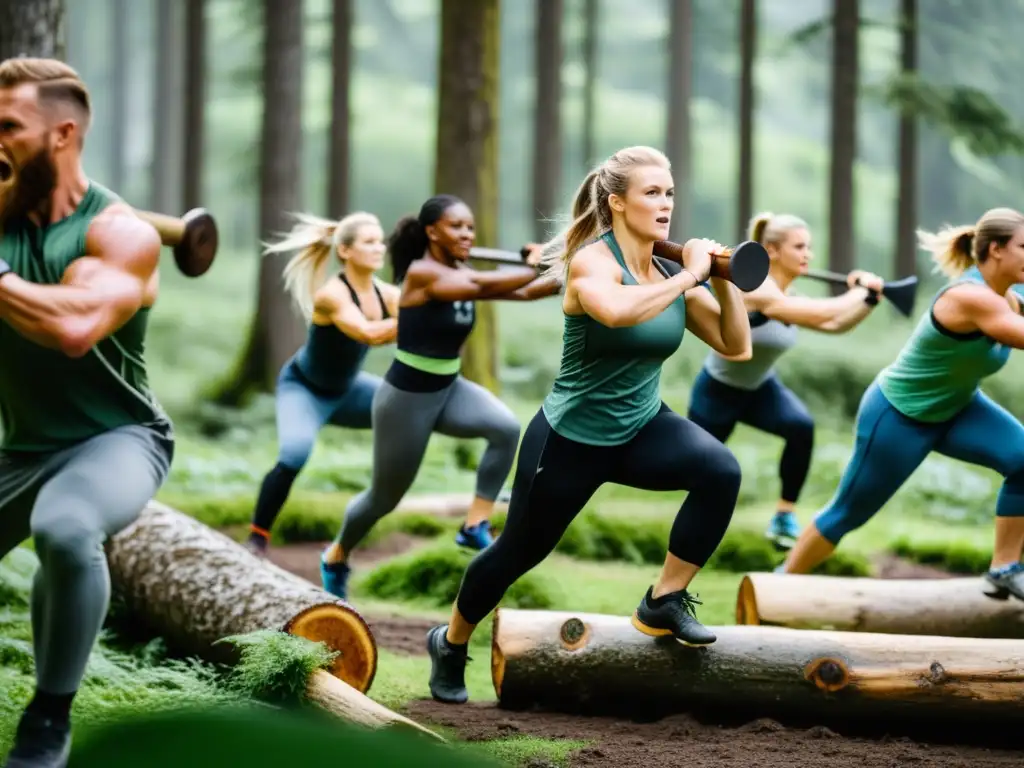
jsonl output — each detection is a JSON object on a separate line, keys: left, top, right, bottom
{"left": 681, "top": 268, "right": 700, "bottom": 291}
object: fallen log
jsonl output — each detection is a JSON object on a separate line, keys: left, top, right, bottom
{"left": 736, "top": 572, "right": 1024, "bottom": 638}
{"left": 395, "top": 492, "right": 508, "bottom": 519}
{"left": 305, "top": 670, "right": 444, "bottom": 740}
{"left": 106, "top": 500, "right": 377, "bottom": 692}
{"left": 491, "top": 609, "right": 1024, "bottom": 725}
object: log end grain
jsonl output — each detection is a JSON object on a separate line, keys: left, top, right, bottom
{"left": 285, "top": 603, "right": 378, "bottom": 694}
{"left": 735, "top": 574, "right": 759, "bottom": 625}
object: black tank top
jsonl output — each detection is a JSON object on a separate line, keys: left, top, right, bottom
{"left": 293, "top": 274, "right": 389, "bottom": 394}
{"left": 385, "top": 293, "right": 476, "bottom": 393}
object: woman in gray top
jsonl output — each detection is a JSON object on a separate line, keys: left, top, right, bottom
{"left": 686, "top": 211, "right": 885, "bottom": 550}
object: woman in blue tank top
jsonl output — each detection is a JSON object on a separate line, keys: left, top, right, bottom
{"left": 687, "top": 211, "right": 884, "bottom": 550}
{"left": 246, "top": 211, "right": 400, "bottom": 556}
{"left": 318, "top": 194, "right": 560, "bottom": 599}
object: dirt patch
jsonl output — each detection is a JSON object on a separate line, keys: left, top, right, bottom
{"left": 404, "top": 700, "right": 1023, "bottom": 768}
{"left": 874, "top": 554, "right": 958, "bottom": 580}
{"left": 264, "top": 532, "right": 425, "bottom": 585}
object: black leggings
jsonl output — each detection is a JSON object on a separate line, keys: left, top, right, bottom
{"left": 455, "top": 403, "right": 742, "bottom": 625}
{"left": 687, "top": 369, "right": 814, "bottom": 504}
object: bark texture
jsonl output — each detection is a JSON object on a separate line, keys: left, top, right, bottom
{"left": 0, "top": 0, "right": 65, "bottom": 60}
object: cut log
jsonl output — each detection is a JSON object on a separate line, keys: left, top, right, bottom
{"left": 105, "top": 500, "right": 377, "bottom": 693}
{"left": 395, "top": 493, "right": 508, "bottom": 519}
{"left": 736, "top": 572, "right": 1024, "bottom": 638}
{"left": 491, "top": 608, "right": 1024, "bottom": 724}
{"left": 305, "top": 670, "right": 444, "bottom": 741}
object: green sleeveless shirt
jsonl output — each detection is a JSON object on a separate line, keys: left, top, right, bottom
{"left": 877, "top": 273, "right": 1011, "bottom": 423}
{"left": 541, "top": 232, "right": 687, "bottom": 446}
{"left": 0, "top": 182, "right": 171, "bottom": 452}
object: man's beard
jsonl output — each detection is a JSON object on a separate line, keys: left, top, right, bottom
{"left": 0, "top": 146, "right": 57, "bottom": 230}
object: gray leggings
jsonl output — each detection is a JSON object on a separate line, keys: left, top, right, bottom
{"left": 337, "top": 376, "right": 520, "bottom": 553}
{"left": 0, "top": 425, "right": 173, "bottom": 694}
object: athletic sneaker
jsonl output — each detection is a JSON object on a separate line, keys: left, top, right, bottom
{"left": 320, "top": 555, "right": 351, "bottom": 601}
{"left": 983, "top": 562, "right": 1024, "bottom": 601}
{"left": 2, "top": 710, "right": 72, "bottom": 768}
{"left": 631, "top": 585, "right": 717, "bottom": 646}
{"left": 244, "top": 534, "right": 268, "bottom": 559}
{"left": 765, "top": 510, "right": 801, "bottom": 550}
{"left": 426, "top": 624, "right": 470, "bottom": 704}
{"left": 455, "top": 521, "right": 494, "bottom": 550}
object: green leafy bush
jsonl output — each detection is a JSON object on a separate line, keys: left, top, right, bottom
{"left": 889, "top": 536, "right": 992, "bottom": 574}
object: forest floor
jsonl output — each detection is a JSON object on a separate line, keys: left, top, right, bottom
{"left": 266, "top": 533, "right": 1024, "bottom": 768}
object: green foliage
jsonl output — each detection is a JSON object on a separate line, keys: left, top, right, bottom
{"left": 888, "top": 536, "right": 993, "bottom": 574}
{"left": 358, "top": 542, "right": 556, "bottom": 609}
{"left": 218, "top": 630, "right": 337, "bottom": 706}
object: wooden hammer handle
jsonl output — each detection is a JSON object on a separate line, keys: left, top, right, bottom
{"left": 134, "top": 210, "right": 187, "bottom": 246}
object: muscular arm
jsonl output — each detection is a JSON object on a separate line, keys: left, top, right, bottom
{"left": 750, "top": 281, "right": 874, "bottom": 333}
{"left": 314, "top": 284, "right": 397, "bottom": 346}
{"left": 568, "top": 247, "right": 697, "bottom": 328}
{"left": 945, "top": 286, "right": 1024, "bottom": 349}
{"left": 684, "top": 277, "right": 752, "bottom": 358}
{"left": 408, "top": 260, "right": 538, "bottom": 303}
{"left": 0, "top": 209, "right": 161, "bottom": 358}
{"left": 494, "top": 272, "right": 563, "bottom": 301}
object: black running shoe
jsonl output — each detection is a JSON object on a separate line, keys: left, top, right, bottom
{"left": 2, "top": 710, "right": 72, "bottom": 768}
{"left": 631, "top": 585, "right": 717, "bottom": 646}
{"left": 426, "top": 624, "right": 470, "bottom": 704}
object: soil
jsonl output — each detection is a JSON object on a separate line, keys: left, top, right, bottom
{"left": 402, "top": 701, "right": 1024, "bottom": 768}
{"left": 267, "top": 535, "right": 1020, "bottom": 767}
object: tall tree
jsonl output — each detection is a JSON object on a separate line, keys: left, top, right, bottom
{"left": 214, "top": 0, "right": 306, "bottom": 403}
{"left": 151, "top": 0, "right": 184, "bottom": 213}
{"left": 182, "top": 0, "right": 206, "bottom": 212}
{"left": 531, "top": 0, "right": 562, "bottom": 241}
{"left": 736, "top": 0, "right": 756, "bottom": 242}
{"left": 893, "top": 0, "right": 917, "bottom": 280}
{"left": 434, "top": 0, "right": 502, "bottom": 393}
{"left": 109, "top": 0, "right": 129, "bottom": 193}
{"left": 665, "top": 0, "right": 693, "bottom": 242}
{"left": 0, "top": 0, "right": 65, "bottom": 60}
{"left": 827, "top": 0, "right": 859, "bottom": 289}
{"left": 581, "top": 0, "right": 598, "bottom": 170}
{"left": 327, "top": 0, "right": 352, "bottom": 217}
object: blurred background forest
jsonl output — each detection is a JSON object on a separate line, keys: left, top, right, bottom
{"left": 6, "top": 0, "right": 1024, "bottom": 533}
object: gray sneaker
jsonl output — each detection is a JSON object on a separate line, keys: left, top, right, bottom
{"left": 983, "top": 562, "right": 1024, "bottom": 601}
{"left": 2, "top": 711, "right": 72, "bottom": 768}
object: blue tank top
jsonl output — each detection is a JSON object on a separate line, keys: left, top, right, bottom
{"left": 292, "top": 274, "right": 389, "bottom": 394}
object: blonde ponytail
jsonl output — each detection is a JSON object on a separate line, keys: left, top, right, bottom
{"left": 917, "top": 224, "right": 976, "bottom": 280}
{"left": 748, "top": 211, "right": 808, "bottom": 247}
{"left": 748, "top": 211, "right": 773, "bottom": 243}
{"left": 267, "top": 211, "right": 381, "bottom": 321}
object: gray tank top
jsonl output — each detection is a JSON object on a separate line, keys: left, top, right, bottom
{"left": 703, "top": 311, "right": 798, "bottom": 390}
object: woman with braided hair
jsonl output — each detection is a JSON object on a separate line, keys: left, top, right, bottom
{"left": 425, "top": 146, "right": 753, "bottom": 705}
{"left": 686, "top": 211, "right": 885, "bottom": 551}
{"left": 318, "top": 194, "right": 559, "bottom": 600}
{"left": 246, "top": 211, "right": 400, "bottom": 557}
{"left": 780, "top": 207, "right": 1024, "bottom": 603}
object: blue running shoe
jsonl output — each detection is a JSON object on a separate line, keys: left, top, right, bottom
{"left": 765, "top": 511, "right": 801, "bottom": 551}
{"left": 455, "top": 521, "right": 494, "bottom": 551}
{"left": 983, "top": 561, "right": 1024, "bottom": 601}
{"left": 320, "top": 554, "right": 351, "bottom": 600}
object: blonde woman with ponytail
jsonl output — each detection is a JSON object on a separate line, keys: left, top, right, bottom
{"left": 780, "top": 207, "right": 1024, "bottom": 604}
{"left": 425, "top": 146, "right": 754, "bottom": 705}
{"left": 246, "top": 211, "right": 400, "bottom": 558}
{"left": 687, "top": 211, "right": 885, "bottom": 551}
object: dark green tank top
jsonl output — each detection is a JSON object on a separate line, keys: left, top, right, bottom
{"left": 541, "top": 231, "right": 687, "bottom": 446}
{"left": 0, "top": 182, "right": 171, "bottom": 452}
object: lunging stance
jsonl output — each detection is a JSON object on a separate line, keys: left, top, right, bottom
{"left": 0, "top": 59, "right": 173, "bottom": 768}
{"left": 245, "top": 211, "right": 399, "bottom": 557}
{"left": 426, "top": 146, "right": 752, "bottom": 705}
{"left": 319, "top": 194, "right": 558, "bottom": 599}
{"left": 687, "top": 211, "right": 884, "bottom": 549}
{"left": 780, "top": 207, "right": 1024, "bottom": 602}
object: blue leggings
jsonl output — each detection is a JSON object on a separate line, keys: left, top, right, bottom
{"left": 250, "top": 362, "right": 381, "bottom": 536}
{"left": 816, "top": 381, "right": 1024, "bottom": 544}
{"left": 688, "top": 369, "right": 814, "bottom": 504}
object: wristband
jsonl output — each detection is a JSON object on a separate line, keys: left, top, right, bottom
{"left": 0, "top": 258, "right": 11, "bottom": 283}
{"left": 864, "top": 289, "right": 880, "bottom": 306}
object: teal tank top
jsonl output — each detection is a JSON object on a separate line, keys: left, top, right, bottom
{"left": 877, "top": 273, "right": 1011, "bottom": 423}
{"left": 541, "top": 231, "right": 687, "bottom": 446}
{"left": 0, "top": 182, "right": 172, "bottom": 452}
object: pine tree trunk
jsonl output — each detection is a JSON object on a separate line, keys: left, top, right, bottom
{"left": 0, "top": 0, "right": 65, "bottom": 60}
{"left": 893, "top": 0, "right": 918, "bottom": 281}
{"left": 105, "top": 500, "right": 378, "bottom": 693}
{"left": 491, "top": 609, "right": 1024, "bottom": 724}
{"left": 826, "top": 0, "right": 859, "bottom": 292}
{"left": 735, "top": 0, "right": 755, "bottom": 242}
{"left": 182, "top": 0, "right": 206, "bottom": 212}
{"left": 327, "top": 0, "right": 352, "bottom": 217}
{"left": 580, "top": 0, "right": 597, "bottom": 170}
{"left": 666, "top": 0, "right": 693, "bottom": 242}
{"left": 151, "top": 0, "right": 184, "bottom": 213}
{"left": 434, "top": 0, "right": 501, "bottom": 393}
{"left": 531, "top": 0, "right": 562, "bottom": 242}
